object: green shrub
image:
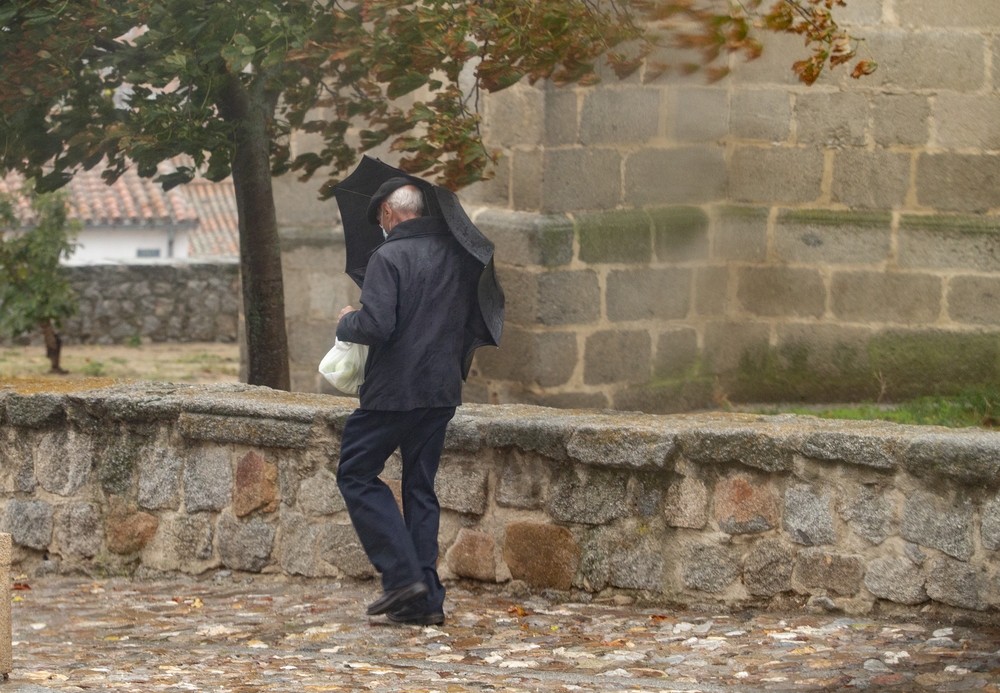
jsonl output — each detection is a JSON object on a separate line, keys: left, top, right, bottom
{"left": 81, "top": 360, "right": 106, "bottom": 377}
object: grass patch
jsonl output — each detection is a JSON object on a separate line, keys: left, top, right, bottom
{"left": 81, "top": 360, "right": 106, "bottom": 377}
{"left": 757, "top": 386, "right": 1000, "bottom": 429}
{"left": 173, "top": 353, "right": 239, "bottom": 364}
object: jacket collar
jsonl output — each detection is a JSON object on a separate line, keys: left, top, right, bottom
{"left": 384, "top": 216, "right": 449, "bottom": 243}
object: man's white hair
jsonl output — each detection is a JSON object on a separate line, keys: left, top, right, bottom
{"left": 384, "top": 185, "right": 425, "bottom": 217}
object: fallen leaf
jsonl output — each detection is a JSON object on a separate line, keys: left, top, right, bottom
{"left": 11, "top": 583, "right": 30, "bottom": 591}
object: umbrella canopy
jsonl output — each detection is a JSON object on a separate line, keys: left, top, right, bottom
{"left": 332, "top": 156, "right": 505, "bottom": 348}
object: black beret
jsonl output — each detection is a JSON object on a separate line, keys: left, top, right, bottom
{"left": 366, "top": 177, "right": 420, "bottom": 225}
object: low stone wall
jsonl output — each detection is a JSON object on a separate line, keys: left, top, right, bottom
{"left": 2, "top": 262, "right": 240, "bottom": 347}
{"left": 2, "top": 380, "right": 1000, "bottom": 615}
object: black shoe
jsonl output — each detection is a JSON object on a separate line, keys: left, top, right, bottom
{"left": 386, "top": 609, "right": 445, "bottom": 626}
{"left": 366, "top": 581, "right": 429, "bottom": 616}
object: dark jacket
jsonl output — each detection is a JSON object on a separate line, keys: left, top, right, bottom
{"left": 336, "top": 216, "right": 485, "bottom": 411}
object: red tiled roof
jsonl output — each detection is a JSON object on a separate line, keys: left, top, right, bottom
{"left": 161, "top": 156, "right": 240, "bottom": 257}
{"left": 1, "top": 162, "right": 240, "bottom": 258}
{"left": 184, "top": 177, "right": 239, "bottom": 257}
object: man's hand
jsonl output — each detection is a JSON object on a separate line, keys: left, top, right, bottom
{"left": 338, "top": 305, "right": 355, "bottom": 324}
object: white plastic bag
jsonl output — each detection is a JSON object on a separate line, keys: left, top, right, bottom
{"left": 318, "top": 339, "right": 369, "bottom": 395}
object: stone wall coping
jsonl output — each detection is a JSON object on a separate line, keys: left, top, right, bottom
{"left": 3, "top": 380, "right": 999, "bottom": 482}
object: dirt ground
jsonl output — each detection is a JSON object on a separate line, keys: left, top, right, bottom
{"left": 0, "top": 342, "right": 240, "bottom": 384}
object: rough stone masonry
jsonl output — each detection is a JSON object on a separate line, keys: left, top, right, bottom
{"left": 1, "top": 263, "right": 240, "bottom": 348}
{"left": 276, "top": 0, "right": 1000, "bottom": 410}
{"left": 3, "top": 379, "right": 1000, "bottom": 616}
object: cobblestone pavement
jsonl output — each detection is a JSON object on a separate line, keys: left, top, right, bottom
{"left": 7, "top": 574, "right": 1000, "bottom": 693}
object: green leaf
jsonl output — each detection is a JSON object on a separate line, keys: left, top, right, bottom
{"left": 386, "top": 72, "right": 428, "bottom": 99}
{"left": 164, "top": 52, "right": 187, "bottom": 69}
{"left": 221, "top": 45, "right": 246, "bottom": 71}
{"left": 155, "top": 169, "right": 195, "bottom": 191}
{"left": 359, "top": 129, "right": 390, "bottom": 150}
{"left": 261, "top": 49, "right": 286, "bottom": 68}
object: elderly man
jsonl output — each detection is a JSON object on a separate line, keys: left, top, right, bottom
{"left": 335, "top": 178, "right": 484, "bottom": 626}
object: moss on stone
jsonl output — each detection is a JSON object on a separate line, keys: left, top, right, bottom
{"left": 778, "top": 209, "right": 892, "bottom": 228}
{"left": 648, "top": 206, "right": 708, "bottom": 236}
{"left": 900, "top": 214, "right": 1000, "bottom": 235}
{"left": 722, "top": 330, "right": 1000, "bottom": 403}
{"left": 615, "top": 358, "right": 715, "bottom": 414}
{"left": 649, "top": 206, "right": 709, "bottom": 260}
{"left": 728, "top": 339, "right": 876, "bottom": 403}
{"left": 653, "top": 347, "right": 702, "bottom": 381}
{"left": 868, "top": 331, "right": 1000, "bottom": 399}
{"left": 534, "top": 215, "right": 575, "bottom": 267}
{"left": 577, "top": 209, "right": 652, "bottom": 264}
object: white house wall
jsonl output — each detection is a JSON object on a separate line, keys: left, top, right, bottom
{"left": 65, "top": 227, "right": 192, "bottom": 265}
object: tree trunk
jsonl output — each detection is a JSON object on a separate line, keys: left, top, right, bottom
{"left": 41, "top": 321, "right": 66, "bottom": 374}
{"left": 220, "top": 75, "right": 291, "bottom": 391}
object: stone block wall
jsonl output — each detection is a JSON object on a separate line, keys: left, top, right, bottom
{"left": 461, "top": 0, "right": 1000, "bottom": 216}
{"left": 432, "top": 0, "right": 1000, "bottom": 409}
{"left": 464, "top": 207, "right": 1000, "bottom": 410}
{"left": 273, "top": 1, "right": 1000, "bottom": 408}
{"left": 2, "top": 263, "right": 240, "bottom": 347}
{"left": 277, "top": 230, "right": 360, "bottom": 394}
{"left": 4, "top": 380, "right": 1000, "bottom": 616}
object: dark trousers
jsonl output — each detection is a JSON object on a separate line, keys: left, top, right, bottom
{"left": 336, "top": 406, "right": 455, "bottom": 614}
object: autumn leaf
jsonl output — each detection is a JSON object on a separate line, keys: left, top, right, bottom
{"left": 852, "top": 59, "right": 878, "bottom": 78}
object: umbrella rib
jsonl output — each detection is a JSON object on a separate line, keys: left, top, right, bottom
{"left": 336, "top": 189, "right": 373, "bottom": 199}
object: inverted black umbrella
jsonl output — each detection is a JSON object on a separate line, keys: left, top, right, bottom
{"left": 332, "top": 155, "right": 505, "bottom": 350}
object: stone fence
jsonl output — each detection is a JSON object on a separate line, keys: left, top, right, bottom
{"left": 2, "top": 262, "right": 240, "bottom": 347}
{"left": 3, "top": 380, "right": 1000, "bottom": 615}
